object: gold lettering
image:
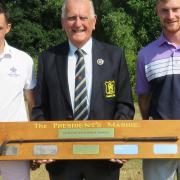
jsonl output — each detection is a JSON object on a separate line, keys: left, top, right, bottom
{"left": 53, "top": 122, "right": 102, "bottom": 129}
{"left": 35, "top": 123, "right": 47, "bottom": 129}
{"left": 107, "top": 122, "right": 141, "bottom": 128}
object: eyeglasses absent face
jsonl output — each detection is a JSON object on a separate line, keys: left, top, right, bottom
{"left": 0, "top": 13, "right": 11, "bottom": 46}
{"left": 156, "top": 0, "right": 180, "bottom": 35}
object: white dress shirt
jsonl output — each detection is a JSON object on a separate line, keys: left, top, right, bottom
{"left": 68, "top": 38, "right": 92, "bottom": 112}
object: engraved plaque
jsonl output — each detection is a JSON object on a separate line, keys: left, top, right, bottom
{"left": 73, "top": 145, "right": 99, "bottom": 154}
{"left": 114, "top": 145, "right": 138, "bottom": 155}
{"left": 1, "top": 120, "right": 180, "bottom": 160}
{"left": 154, "top": 144, "right": 178, "bottom": 154}
{"left": 33, "top": 145, "right": 58, "bottom": 155}
{"left": 59, "top": 128, "right": 114, "bottom": 138}
{"left": 5, "top": 146, "right": 18, "bottom": 155}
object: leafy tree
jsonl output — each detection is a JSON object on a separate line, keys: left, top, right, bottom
{"left": 5, "top": 0, "right": 66, "bottom": 57}
{"left": 127, "top": 0, "right": 161, "bottom": 49}
{"left": 101, "top": 9, "right": 137, "bottom": 94}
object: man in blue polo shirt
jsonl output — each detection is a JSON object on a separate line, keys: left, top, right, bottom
{"left": 136, "top": 0, "right": 180, "bottom": 179}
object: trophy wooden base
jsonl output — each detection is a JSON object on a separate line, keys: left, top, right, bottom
{"left": 0, "top": 120, "right": 179, "bottom": 160}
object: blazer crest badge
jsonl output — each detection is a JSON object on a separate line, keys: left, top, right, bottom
{"left": 104, "top": 80, "right": 116, "bottom": 98}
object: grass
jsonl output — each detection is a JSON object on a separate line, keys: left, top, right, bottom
{"left": 31, "top": 165, "right": 49, "bottom": 180}
{"left": 120, "top": 159, "right": 143, "bottom": 180}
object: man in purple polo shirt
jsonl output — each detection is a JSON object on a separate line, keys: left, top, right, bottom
{"left": 136, "top": 0, "right": 180, "bottom": 179}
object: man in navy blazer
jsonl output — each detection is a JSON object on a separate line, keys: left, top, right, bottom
{"left": 32, "top": 0, "right": 134, "bottom": 179}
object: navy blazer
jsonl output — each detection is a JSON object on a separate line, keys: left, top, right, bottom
{"left": 32, "top": 39, "right": 134, "bottom": 121}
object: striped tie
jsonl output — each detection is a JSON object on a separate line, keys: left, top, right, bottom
{"left": 74, "top": 49, "right": 88, "bottom": 120}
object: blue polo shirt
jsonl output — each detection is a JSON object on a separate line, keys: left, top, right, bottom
{"left": 136, "top": 34, "right": 180, "bottom": 119}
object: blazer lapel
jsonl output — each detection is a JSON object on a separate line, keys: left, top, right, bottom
{"left": 90, "top": 39, "right": 105, "bottom": 118}
{"left": 55, "top": 42, "right": 73, "bottom": 112}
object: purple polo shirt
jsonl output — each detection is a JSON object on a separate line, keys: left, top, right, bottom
{"left": 136, "top": 34, "right": 180, "bottom": 119}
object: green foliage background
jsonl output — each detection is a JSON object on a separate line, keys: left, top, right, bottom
{"left": 4, "top": 0, "right": 161, "bottom": 98}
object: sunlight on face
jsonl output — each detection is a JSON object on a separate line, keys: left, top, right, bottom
{"left": 61, "top": 0, "right": 96, "bottom": 48}
{"left": 0, "top": 13, "right": 11, "bottom": 48}
{"left": 157, "top": 0, "right": 180, "bottom": 35}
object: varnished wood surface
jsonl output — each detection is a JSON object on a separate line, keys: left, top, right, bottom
{"left": 0, "top": 120, "right": 180, "bottom": 160}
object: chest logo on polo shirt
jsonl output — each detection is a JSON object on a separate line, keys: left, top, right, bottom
{"left": 104, "top": 80, "right": 116, "bottom": 98}
{"left": 8, "top": 67, "right": 19, "bottom": 77}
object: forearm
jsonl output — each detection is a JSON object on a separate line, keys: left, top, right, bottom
{"left": 24, "top": 89, "right": 35, "bottom": 120}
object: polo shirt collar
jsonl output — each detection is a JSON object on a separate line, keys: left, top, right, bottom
{"left": 0, "top": 41, "right": 12, "bottom": 59}
{"left": 158, "top": 33, "right": 168, "bottom": 47}
{"left": 157, "top": 33, "right": 180, "bottom": 49}
{"left": 4, "top": 41, "right": 11, "bottom": 55}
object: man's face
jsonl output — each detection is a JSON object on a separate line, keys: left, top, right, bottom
{"left": 157, "top": 0, "right": 180, "bottom": 35}
{"left": 0, "top": 13, "right": 11, "bottom": 45}
{"left": 61, "top": 0, "right": 96, "bottom": 48}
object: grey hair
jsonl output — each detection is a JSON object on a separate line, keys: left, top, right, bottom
{"left": 61, "top": 0, "right": 96, "bottom": 18}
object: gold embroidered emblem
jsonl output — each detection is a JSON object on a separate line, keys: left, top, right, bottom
{"left": 105, "top": 81, "right": 116, "bottom": 98}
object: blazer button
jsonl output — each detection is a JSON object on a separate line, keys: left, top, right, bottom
{"left": 68, "top": 115, "right": 73, "bottom": 119}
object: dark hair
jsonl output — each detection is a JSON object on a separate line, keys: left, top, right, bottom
{"left": 0, "top": 3, "right": 10, "bottom": 23}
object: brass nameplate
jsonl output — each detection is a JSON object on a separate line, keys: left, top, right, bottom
{"left": 114, "top": 144, "right": 138, "bottom": 155}
{"left": 73, "top": 145, "right": 99, "bottom": 154}
{"left": 33, "top": 145, "right": 58, "bottom": 155}
{"left": 58, "top": 128, "right": 114, "bottom": 139}
{"left": 5, "top": 146, "right": 18, "bottom": 155}
{"left": 153, "top": 144, "right": 178, "bottom": 154}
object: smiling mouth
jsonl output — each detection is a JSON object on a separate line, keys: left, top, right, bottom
{"left": 166, "top": 21, "right": 177, "bottom": 24}
{"left": 72, "top": 29, "right": 85, "bottom": 33}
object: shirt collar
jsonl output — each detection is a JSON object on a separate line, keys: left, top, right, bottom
{"left": 157, "top": 33, "right": 180, "bottom": 48}
{"left": 157, "top": 33, "right": 168, "bottom": 47}
{"left": 69, "top": 38, "right": 92, "bottom": 55}
{"left": 3, "top": 41, "right": 11, "bottom": 55}
{"left": 0, "top": 41, "right": 12, "bottom": 59}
